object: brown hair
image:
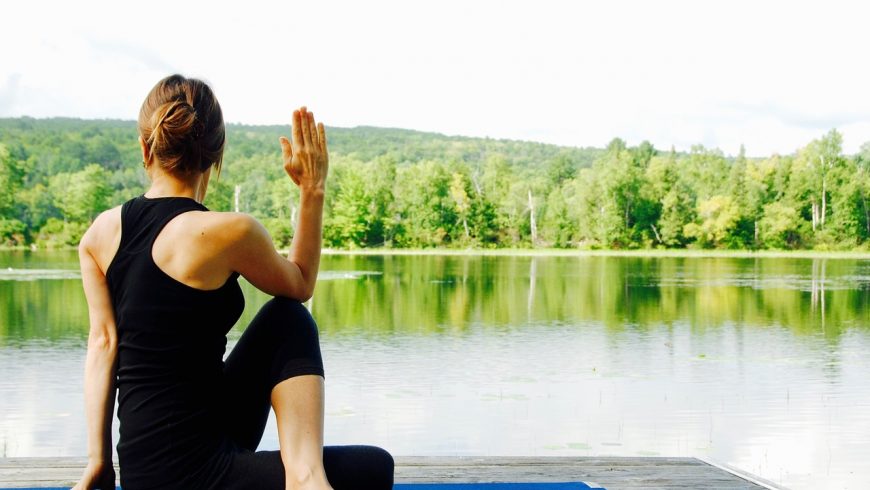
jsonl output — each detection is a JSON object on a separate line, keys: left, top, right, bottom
{"left": 138, "top": 74, "right": 225, "bottom": 177}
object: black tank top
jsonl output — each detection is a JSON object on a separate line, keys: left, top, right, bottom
{"left": 106, "top": 194, "right": 245, "bottom": 488}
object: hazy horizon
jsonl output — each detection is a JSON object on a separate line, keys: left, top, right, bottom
{"left": 3, "top": 0, "right": 870, "bottom": 158}
{"left": 4, "top": 115, "right": 862, "bottom": 158}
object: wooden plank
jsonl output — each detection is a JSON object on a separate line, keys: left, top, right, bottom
{"left": 394, "top": 456, "right": 706, "bottom": 466}
{"left": 698, "top": 458, "right": 786, "bottom": 490}
{"left": 0, "top": 456, "right": 774, "bottom": 489}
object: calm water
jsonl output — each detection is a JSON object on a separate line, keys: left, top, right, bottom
{"left": 1, "top": 251, "right": 869, "bottom": 489}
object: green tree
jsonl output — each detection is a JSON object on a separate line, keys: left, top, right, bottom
{"left": 0, "top": 144, "right": 25, "bottom": 217}
{"left": 825, "top": 159, "right": 864, "bottom": 247}
{"left": 541, "top": 184, "right": 576, "bottom": 247}
{"left": 324, "top": 159, "right": 369, "bottom": 247}
{"left": 546, "top": 154, "right": 577, "bottom": 186}
{"left": 685, "top": 145, "right": 728, "bottom": 201}
{"left": 684, "top": 195, "right": 741, "bottom": 248}
{"left": 481, "top": 155, "right": 515, "bottom": 244}
{"left": 853, "top": 156, "right": 870, "bottom": 241}
{"left": 727, "top": 147, "right": 775, "bottom": 248}
{"left": 759, "top": 202, "right": 801, "bottom": 249}
{"left": 365, "top": 156, "right": 397, "bottom": 246}
{"left": 794, "top": 129, "right": 843, "bottom": 235}
{"left": 392, "top": 160, "right": 455, "bottom": 247}
{"left": 592, "top": 139, "right": 638, "bottom": 246}
{"left": 0, "top": 218, "right": 26, "bottom": 246}
{"left": 48, "top": 163, "right": 111, "bottom": 223}
{"left": 569, "top": 168, "right": 599, "bottom": 247}
{"left": 449, "top": 172, "right": 471, "bottom": 242}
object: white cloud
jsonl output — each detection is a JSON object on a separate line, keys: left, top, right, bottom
{"left": 2, "top": 0, "right": 869, "bottom": 156}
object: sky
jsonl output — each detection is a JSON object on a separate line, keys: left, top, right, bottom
{"left": 2, "top": 0, "right": 870, "bottom": 156}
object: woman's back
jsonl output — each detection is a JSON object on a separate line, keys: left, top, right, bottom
{"left": 74, "top": 75, "right": 393, "bottom": 490}
{"left": 106, "top": 194, "right": 245, "bottom": 487}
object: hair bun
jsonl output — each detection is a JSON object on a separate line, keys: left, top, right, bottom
{"left": 150, "top": 100, "right": 197, "bottom": 145}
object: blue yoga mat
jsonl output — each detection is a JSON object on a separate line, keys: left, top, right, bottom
{"left": 5, "top": 484, "right": 605, "bottom": 490}
{"left": 396, "top": 484, "right": 605, "bottom": 490}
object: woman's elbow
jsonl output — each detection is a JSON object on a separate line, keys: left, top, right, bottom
{"left": 292, "top": 287, "right": 314, "bottom": 303}
{"left": 87, "top": 330, "right": 117, "bottom": 351}
{"left": 285, "top": 281, "right": 314, "bottom": 302}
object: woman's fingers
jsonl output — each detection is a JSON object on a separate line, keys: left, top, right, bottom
{"left": 317, "top": 122, "right": 327, "bottom": 155}
{"left": 300, "top": 107, "right": 313, "bottom": 149}
{"left": 291, "top": 110, "right": 304, "bottom": 151}
{"left": 279, "top": 136, "right": 298, "bottom": 185}
{"left": 307, "top": 111, "right": 318, "bottom": 149}
{"left": 279, "top": 136, "right": 292, "bottom": 161}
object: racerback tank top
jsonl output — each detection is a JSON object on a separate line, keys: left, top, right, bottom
{"left": 106, "top": 194, "right": 245, "bottom": 488}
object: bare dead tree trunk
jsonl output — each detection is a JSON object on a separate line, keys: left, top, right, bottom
{"left": 811, "top": 201, "right": 818, "bottom": 232}
{"left": 821, "top": 175, "right": 827, "bottom": 229}
{"left": 234, "top": 184, "right": 241, "bottom": 213}
{"left": 651, "top": 223, "right": 662, "bottom": 244}
{"left": 471, "top": 174, "right": 483, "bottom": 196}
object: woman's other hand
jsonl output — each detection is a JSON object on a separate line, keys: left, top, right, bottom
{"left": 71, "top": 459, "right": 115, "bottom": 490}
{"left": 279, "top": 107, "right": 328, "bottom": 194}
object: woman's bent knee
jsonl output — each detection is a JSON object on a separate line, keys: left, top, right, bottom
{"left": 253, "top": 297, "right": 319, "bottom": 336}
{"left": 323, "top": 445, "right": 394, "bottom": 489}
{"left": 261, "top": 296, "right": 310, "bottom": 319}
{"left": 252, "top": 297, "right": 324, "bottom": 388}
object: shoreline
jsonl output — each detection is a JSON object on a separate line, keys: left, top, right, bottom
{"left": 314, "top": 247, "right": 870, "bottom": 260}
{"left": 4, "top": 245, "right": 870, "bottom": 260}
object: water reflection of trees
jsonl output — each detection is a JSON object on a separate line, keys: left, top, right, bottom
{"left": 2, "top": 254, "right": 868, "bottom": 342}
{"left": 810, "top": 259, "right": 826, "bottom": 333}
{"left": 0, "top": 278, "right": 90, "bottom": 343}
{"left": 306, "top": 255, "right": 869, "bottom": 339}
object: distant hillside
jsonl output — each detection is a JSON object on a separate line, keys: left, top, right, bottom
{"left": 227, "top": 123, "right": 603, "bottom": 169}
{"left": 0, "top": 117, "right": 603, "bottom": 179}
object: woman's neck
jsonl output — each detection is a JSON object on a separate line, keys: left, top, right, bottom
{"left": 144, "top": 169, "right": 206, "bottom": 202}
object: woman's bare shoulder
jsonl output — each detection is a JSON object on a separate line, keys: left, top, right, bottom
{"left": 189, "top": 210, "right": 261, "bottom": 247}
{"left": 80, "top": 205, "right": 123, "bottom": 273}
{"left": 166, "top": 210, "right": 273, "bottom": 270}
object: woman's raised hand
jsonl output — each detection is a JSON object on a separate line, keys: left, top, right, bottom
{"left": 279, "top": 107, "right": 328, "bottom": 193}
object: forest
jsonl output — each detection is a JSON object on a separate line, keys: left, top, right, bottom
{"left": 1, "top": 117, "right": 870, "bottom": 251}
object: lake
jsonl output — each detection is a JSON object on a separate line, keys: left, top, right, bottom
{"left": 1, "top": 251, "right": 868, "bottom": 489}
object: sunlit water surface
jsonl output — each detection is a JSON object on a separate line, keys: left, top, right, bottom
{"left": 1, "top": 251, "right": 869, "bottom": 489}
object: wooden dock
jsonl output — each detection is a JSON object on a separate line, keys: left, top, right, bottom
{"left": 0, "top": 456, "right": 783, "bottom": 489}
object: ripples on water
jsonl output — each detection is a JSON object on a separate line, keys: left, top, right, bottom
{"left": 0, "top": 268, "right": 81, "bottom": 281}
{"left": 1, "top": 251, "right": 869, "bottom": 490}
{"left": 0, "top": 268, "right": 382, "bottom": 282}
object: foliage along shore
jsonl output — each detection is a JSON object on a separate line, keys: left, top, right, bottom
{"left": 2, "top": 117, "right": 870, "bottom": 252}
{"left": 319, "top": 248, "right": 870, "bottom": 259}
{"left": 5, "top": 245, "right": 870, "bottom": 261}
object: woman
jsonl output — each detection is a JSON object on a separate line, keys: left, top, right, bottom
{"left": 72, "top": 74, "right": 393, "bottom": 489}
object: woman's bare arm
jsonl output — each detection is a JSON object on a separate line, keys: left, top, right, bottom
{"left": 73, "top": 217, "right": 119, "bottom": 489}
{"left": 228, "top": 107, "right": 328, "bottom": 301}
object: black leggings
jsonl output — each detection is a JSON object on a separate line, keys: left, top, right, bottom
{"left": 217, "top": 297, "right": 394, "bottom": 489}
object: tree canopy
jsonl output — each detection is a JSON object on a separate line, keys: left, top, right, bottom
{"left": 1, "top": 117, "right": 868, "bottom": 251}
